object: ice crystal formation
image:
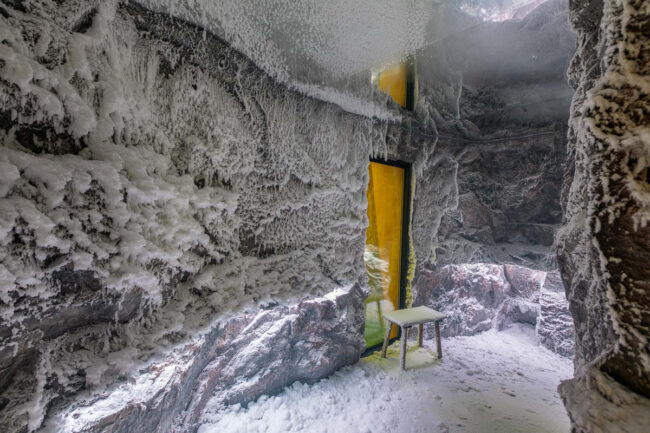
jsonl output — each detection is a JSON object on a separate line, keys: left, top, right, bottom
{"left": 0, "top": 0, "right": 648, "bottom": 432}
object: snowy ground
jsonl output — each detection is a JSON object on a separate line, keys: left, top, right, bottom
{"left": 198, "top": 324, "right": 573, "bottom": 433}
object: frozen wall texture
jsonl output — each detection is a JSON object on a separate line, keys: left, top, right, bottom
{"left": 409, "top": 0, "right": 575, "bottom": 364}
{"left": 411, "top": 0, "right": 573, "bottom": 275}
{"left": 423, "top": 128, "right": 567, "bottom": 270}
{"left": 556, "top": 0, "right": 650, "bottom": 431}
{"left": 414, "top": 263, "right": 575, "bottom": 357}
{"left": 0, "top": 1, "right": 431, "bottom": 431}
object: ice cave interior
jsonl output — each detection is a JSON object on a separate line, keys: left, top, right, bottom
{"left": 0, "top": 0, "right": 648, "bottom": 432}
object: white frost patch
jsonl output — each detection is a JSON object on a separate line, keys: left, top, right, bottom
{"left": 198, "top": 324, "right": 572, "bottom": 433}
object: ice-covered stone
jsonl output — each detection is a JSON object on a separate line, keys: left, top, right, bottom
{"left": 425, "top": 129, "right": 566, "bottom": 271}
{"left": 410, "top": 1, "right": 572, "bottom": 275}
{"left": 0, "top": 2, "right": 431, "bottom": 431}
{"left": 495, "top": 264, "right": 545, "bottom": 330}
{"left": 414, "top": 264, "right": 509, "bottom": 337}
{"left": 414, "top": 264, "right": 574, "bottom": 358}
{"left": 47, "top": 286, "right": 366, "bottom": 433}
{"left": 536, "top": 273, "right": 575, "bottom": 357}
{"left": 556, "top": 0, "right": 650, "bottom": 429}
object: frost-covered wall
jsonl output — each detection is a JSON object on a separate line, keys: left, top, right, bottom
{"left": 415, "top": 127, "right": 567, "bottom": 271}
{"left": 0, "top": 1, "right": 431, "bottom": 432}
{"left": 556, "top": 0, "right": 650, "bottom": 431}
{"left": 414, "top": 263, "right": 575, "bottom": 357}
{"left": 410, "top": 1, "right": 573, "bottom": 274}
{"left": 409, "top": 0, "right": 575, "bottom": 371}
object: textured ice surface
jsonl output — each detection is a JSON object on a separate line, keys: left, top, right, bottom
{"left": 413, "top": 263, "right": 575, "bottom": 357}
{"left": 556, "top": 0, "right": 650, "bottom": 431}
{"left": 0, "top": 1, "right": 426, "bottom": 430}
{"left": 135, "top": 0, "right": 438, "bottom": 119}
{"left": 138, "top": 0, "right": 431, "bottom": 80}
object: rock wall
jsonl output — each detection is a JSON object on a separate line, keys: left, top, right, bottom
{"left": 413, "top": 263, "right": 575, "bottom": 357}
{"left": 427, "top": 127, "right": 567, "bottom": 270}
{"left": 410, "top": 1, "right": 573, "bottom": 275}
{"left": 556, "top": 0, "right": 650, "bottom": 431}
{"left": 537, "top": 271, "right": 575, "bottom": 358}
{"left": 0, "top": 1, "right": 431, "bottom": 431}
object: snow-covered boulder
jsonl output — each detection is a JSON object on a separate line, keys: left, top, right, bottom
{"left": 414, "top": 264, "right": 574, "bottom": 358}
{"left": 48, "top": 286, "right": 366, "bottom": 433}
{"left": 536, "top": 272, "right": 574, "bottom": 357}
{"left": 495, "top": 264, "right": 545, "bottom": 330}
{"left": 414, "top": 263, "right": 509, "bottom": 337}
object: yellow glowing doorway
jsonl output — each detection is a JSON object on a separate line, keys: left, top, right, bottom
{"left": 364, "top": 161, "right": 408, "bottom": 348}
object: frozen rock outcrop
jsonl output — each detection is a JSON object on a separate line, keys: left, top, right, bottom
{"left": 0, "top": 1, "right": 431, "bottom": 432}
{"left": 415, "top": 263, "right": 510, "bottom": 336}
{"left": 410, "top": 0, "right": 573, "bottom": 275}
{"left": 413, "top": 263, "right": 574, "bottom": 356}
{"left": 556, "top": 0, "right": 650, "bottom": 430}
{"left": 536, "top": 272, "right": 574, "bottom": 357}
{"left": 409, "top": 123, "right": 569, "bottom": 310}
{"left": 46, "top": 287, "right": 366, "bottom": 433}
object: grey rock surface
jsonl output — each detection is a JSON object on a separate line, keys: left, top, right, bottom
{"left": 411, "top": 1, "right": 572, "bottom": 275}
{"left": 536, "top": 272, "right": 574, "bottom": 357}
{"left": 414, "top": 263, "right": 509, "bottom": 337}
{"left": 413, "top": 264, "right": 574, "bottom": 357}
{"left": 556, "top": 0, "right": 650, "bottom": 430}
{"left": 421, "top": 127, "right": 567, "bottom": 271}
{"left": 46, "top": 286, "right": 366, "bottom": 433}
{"left": 0, "top": 2, "right": 431, "bottom": 432}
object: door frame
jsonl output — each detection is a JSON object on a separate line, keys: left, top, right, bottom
{"left": 362, "top": 157, "right": 412, "bottom": 354}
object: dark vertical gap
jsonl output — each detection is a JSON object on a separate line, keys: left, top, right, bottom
{"left": 405, "top": 60, "right": 417, "bottom": 111}
{"left": 405, "top": 76, "right": 415, "bottom": 111}
{"left": 399, "top": 163, "right": 412, "bottom": 310}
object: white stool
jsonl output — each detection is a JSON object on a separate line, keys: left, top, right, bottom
{"left": 381, "top": 306, "right": 446, "bottom": 370}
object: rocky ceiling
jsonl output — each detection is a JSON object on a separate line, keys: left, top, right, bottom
{"left": 135, "top": 0, "right": 571, "bottom": 116}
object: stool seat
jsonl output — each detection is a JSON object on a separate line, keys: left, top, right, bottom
{"left": 383, "top": 306, "right": 446, "bottom": 327}
{"left": 381, "top": 306, "right": 446, "bottom": 370}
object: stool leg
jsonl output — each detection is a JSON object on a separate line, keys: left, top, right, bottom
{"left": 400, "top": 326, "right": 408, "bottom": 370}
{"left": 418, "top": 323, "right": 423, "bottom": 348}
{"left": 381, "top": 321, "right": 391, "bottom": 358}
{"left": 435, "top": 321, "right": 442, "bottom": 359}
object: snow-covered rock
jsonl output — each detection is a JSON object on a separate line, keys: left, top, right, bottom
{"left": 496, "top": 264, "right": 546, "bottom": 330}
{"left": 557, "top": 0, "right": 650, "bottom": 429}
{"left": 0, "top": 2, "right": 432, "bottom": 431}
{"left": 410, "top": 1, "right": 572, "bottom": 275}
{"left": 414, "top": 263, "right": 509, "bottom": 337}
{"left": 47, "top": 287, "right": 366, "bottom": 433}
{"left": 536, "top": 271, "right": 574, "bottom": 357}
{"left": 413, "top": 263, "right": 575, "bottom": 358}
{"left": 418, "top": 128, "right": 567, "bottom": 271}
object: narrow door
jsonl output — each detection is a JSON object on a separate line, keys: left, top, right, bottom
{"left": 364, "top": 160, "right": 409, "bottom": 348}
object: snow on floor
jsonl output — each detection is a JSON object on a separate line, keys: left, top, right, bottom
{"left": 198, "top": 324, "right": 573, "bottom": 433}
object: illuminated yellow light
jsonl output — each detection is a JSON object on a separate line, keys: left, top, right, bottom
{"left": 365, "top": 161, "right": 405, "bottom": 347}
{"left": 377, "top": 63, "right": 408, "bottom": 108}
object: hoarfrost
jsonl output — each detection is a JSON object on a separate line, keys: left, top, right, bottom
{"left": 0, "top": 1, "right": 416, "bottom": 430}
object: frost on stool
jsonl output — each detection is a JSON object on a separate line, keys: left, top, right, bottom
{"left": 381, "top": 306, "right": 446, "bottom": 370}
